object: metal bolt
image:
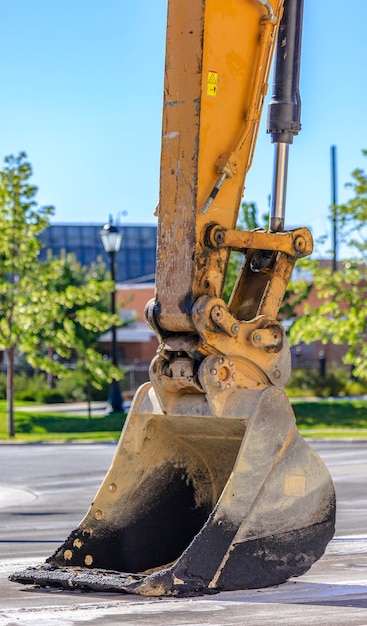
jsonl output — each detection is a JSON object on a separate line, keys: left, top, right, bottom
{"left": 231, "top": 324, "right": 240, "bottom": 336}
{"left": 253, "top": 333, "right": 261, "bottom": 343}
{"left": 109, "top": 483, "right": 117, "bottom": 493}
{"left": 211, "top": 368, "right": 217, "bottom": 376}
{"left": 95, "top": 509, "right": 103, "bottom": 520}
{"left": 214, "top": 230, "right": 224, "bottom": 245}
{"left": 294, "top": 236, "right": 305, "bottom": 252}
{"left": 273, "top": 370, "right": 281, "bottom": 379}
{"left": 212, "top": 306, "right": 223, "bottom": 320}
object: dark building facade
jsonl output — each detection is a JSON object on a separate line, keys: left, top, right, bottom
{"left": 39, "top": 223, "right": 157, "bottom": 283}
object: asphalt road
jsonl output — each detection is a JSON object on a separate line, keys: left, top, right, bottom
{"left": 0, "top": 440, "right": 367, "bottom": 625}
{"left": 0, "top": 443, "right": 115, "bottom": 561}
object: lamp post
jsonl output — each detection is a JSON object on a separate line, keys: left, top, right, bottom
{"left": 100, "top": 216, "right": 124, "bottom": 413}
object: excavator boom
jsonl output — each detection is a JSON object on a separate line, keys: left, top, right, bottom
{"left": 156, "top": 0, "right": 283, "bottom": 332}
{"left": 11, "top": 0, "right": 335, "bottom": 596}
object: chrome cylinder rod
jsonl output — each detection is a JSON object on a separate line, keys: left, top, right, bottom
{"left": 270, "top": 142, "right": 289, "bottom": 232}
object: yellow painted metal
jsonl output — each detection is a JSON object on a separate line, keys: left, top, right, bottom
{"left": 209, "top": 225, "right": 313, "bottom": 319}
{"left": 156, "top": 0, "right": 284, "bottom": 332}
{"left": 11, "top": 0, "right": 337, "bottom": 597}
{"left": 208, "top": 226, "right": 313, "bottom": 257}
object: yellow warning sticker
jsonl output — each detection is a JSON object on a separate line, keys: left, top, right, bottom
{"left": 207, "top": 70, "right": 218, "bottom": 96}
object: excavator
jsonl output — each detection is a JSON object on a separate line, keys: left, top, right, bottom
{"left": 12, "top": 0, "right": 335, "bottom": 596}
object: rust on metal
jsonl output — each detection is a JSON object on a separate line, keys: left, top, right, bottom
{"left": 11, "top": 0, "right": 335, "bottom": 597}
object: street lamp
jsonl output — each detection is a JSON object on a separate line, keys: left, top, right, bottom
{"left": 100, "top": 216, "right": 124, "bottom": 413}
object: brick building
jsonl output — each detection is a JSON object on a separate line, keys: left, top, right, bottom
{"left": 98, "top": 282, "right": 158, "bottom": 365}
{"left": 289, "top": 261, "right": 348, "bottom": 373}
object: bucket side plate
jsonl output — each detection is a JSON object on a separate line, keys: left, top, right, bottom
{"left": 11, "top": 384, "right": 335, "bottom": 596}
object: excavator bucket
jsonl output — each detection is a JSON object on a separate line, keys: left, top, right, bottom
{"left": 12, "top": 383, "right": 335, "bottom": 595}
{"left": 12, "top": 0, "right": 336, "bottom": 596}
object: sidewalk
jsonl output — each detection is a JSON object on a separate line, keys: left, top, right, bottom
{"left": 15, "top": 401, "right": 117, "bottom": 417}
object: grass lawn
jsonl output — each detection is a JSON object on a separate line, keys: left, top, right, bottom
{"left": 0, "top": 401, "right": 126, "bottom": 442}
{"left": 293, "top": 399, "right": 367, "bottom": 437}
{"left": 0, "top": 399, "right": 367, "bottom": 441}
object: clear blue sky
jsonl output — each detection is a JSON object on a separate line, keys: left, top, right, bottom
{"left": 0, "top": 1, "right": 366, "bottom": 258}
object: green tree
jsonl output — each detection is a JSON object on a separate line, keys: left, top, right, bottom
{"left": 289, "top": 150, "right": 367, "bottom": 380}
{"left": 25, "top": 252, "right": 122, "bottom": 391}
{"left": 0, "top": 152, "right": 54, "bottom": 436}
{"left": 0, "top": 153, "right": 122, "bottom": 436}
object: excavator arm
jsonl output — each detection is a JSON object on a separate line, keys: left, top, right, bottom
{"left": 148, "top": 0, "right": 311, "bottom": 415}
{"left": 12, "top": 0, "right": 335, "bottom": 596}
{"left": 155, "top": 0, "right": 283, "bottom": 333}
